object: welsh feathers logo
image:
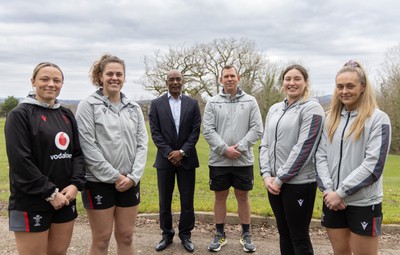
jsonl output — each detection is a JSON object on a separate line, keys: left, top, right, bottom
{"left": 55, "top": 132, "right": 70, "bottom": 150}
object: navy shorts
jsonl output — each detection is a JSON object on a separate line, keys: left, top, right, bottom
{"left": 321, "top": 203, "right": 382, "bottom": 236}
{"left": 209, "top": 165, "right": 254, "bottom": 191}
{"left": 9, "top": 200, "right": 78, "bottom": 232}
{"left": 81, "top": 181, "right": 140, "bottom": 209}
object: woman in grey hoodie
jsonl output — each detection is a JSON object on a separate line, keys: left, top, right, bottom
{"left": 259, "top": 64, "right": 325, "bottom": 255}
{"left": 316, "top": 60, "right": 391, "bottom": 255}
{"left": 75, "top": 54, "right": 148, "bottom": 255}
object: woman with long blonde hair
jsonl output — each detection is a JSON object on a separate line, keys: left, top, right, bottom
{"left": 316, "top": 60, "right": 392, "bottom": 255}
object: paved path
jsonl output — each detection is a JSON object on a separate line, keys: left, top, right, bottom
{"left": 1, "top": 213, "right": 399, "bottom": 254}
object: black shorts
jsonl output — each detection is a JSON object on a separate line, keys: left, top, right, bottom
{"left": 9, "top": 200, "right": 78, "bottom": 232}
{"left": 81, "top": 181, "right": 140, "bottom": 209}
{"left": 321, "top": 203, "right": 383, "bottom": 236}
{"left": 209, "top": 165, "right": 254, "bottom": 191}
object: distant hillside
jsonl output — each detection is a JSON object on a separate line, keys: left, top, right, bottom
{"left": 58, "top": 99, "right": 152, "bottom": 115}
{"left": 0, "top": 97, "right": 150, "bottom": 106}
{"left": 316, "top": 95, "right": 332, "bottom": 110}
{"left": 0, "top": 96, "right": 331, "bottom": 115}
{"left": 59, "top": 99, "right": 152, "bottom": 107}
{"left": 317, "top": 95, "right": 332, "bottom": 105}
{"left": 58, "top": 99, "right": 81, "bottom": 105}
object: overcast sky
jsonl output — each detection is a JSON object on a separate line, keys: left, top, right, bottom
{"left": 0, "top": 0, "right": 399, "bottom": 100}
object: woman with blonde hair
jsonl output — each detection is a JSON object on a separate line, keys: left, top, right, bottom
{"left": 5, "top": 62, "right": 85, "bottom": 255}
{"left": 260, "top": 64, "right": 325, "bottom": 254}
{"left": 316, "top": 60, "right": 392, "bottom": 255}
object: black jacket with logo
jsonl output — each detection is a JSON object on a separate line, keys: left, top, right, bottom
{"left": 5, "top": 96, "right": 85, "bottom": 211}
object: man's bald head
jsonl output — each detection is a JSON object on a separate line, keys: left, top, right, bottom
{"left": 166, "top": 69, "right": 182, "bottom": 79}
{"left": 166, "top": 69, "right": 183, "bottom": 99}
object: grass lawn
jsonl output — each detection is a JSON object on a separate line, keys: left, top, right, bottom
{"left": 0, "top": 118, "right": 399, "bottom": 223}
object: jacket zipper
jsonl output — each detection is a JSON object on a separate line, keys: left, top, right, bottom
{"left": 336, "top": 112, "right": 351, "bottom": 190}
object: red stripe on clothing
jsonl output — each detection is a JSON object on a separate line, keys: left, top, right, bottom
{"left": 23, "top": 211, "right": 30, "bottom": 232}
{"left": 87, "top": 190, "right": 94, "bottom": 209}
{"left": 372, "top": 217, "right": 376, "bottom": 237}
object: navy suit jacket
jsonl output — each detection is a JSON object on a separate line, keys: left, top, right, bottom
{"left": 149, "top": 93, "right": 201, "bottom": 169}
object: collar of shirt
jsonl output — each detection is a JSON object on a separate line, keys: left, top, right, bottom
{"left": 167, "top": 92, "right": 182, "bottom": 100}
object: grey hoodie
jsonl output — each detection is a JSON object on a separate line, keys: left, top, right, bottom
{"left": 316, "top": 108, "right": 391, "bottom": 206}
{"left": 203, "top": 89, "right": 263, "bottom": 167}
{"left": 259, "top": 98, "right": 325, "bottom": 186}
{"left": 75, "top": 90, "right": 148, "bottom": 185}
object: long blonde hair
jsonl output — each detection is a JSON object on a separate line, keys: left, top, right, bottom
{"left": 326, "top": 60, "right": 377, "bottom": 142}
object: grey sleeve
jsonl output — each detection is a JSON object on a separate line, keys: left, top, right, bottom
{"left": 259, "top": 110, "right": 272, "bottom": 179}
{"left": 275, "top": 102, "right": 325, "bottom": 186}
{"left": 202, "top": 100, "right": 228, "bottom": 155}
{"left": 236, "top": 97, "right": 263, "bottom": 153}
{"left": 75, "top": 100, "right": 120, "bottom": 183}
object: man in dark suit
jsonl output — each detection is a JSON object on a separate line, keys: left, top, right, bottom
{"left": 149, "top": 69, "right": 201, "bottom": 253}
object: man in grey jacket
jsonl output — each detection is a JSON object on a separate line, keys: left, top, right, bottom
{"left": 203, "top": 65, "right": 263, "bottom": 253}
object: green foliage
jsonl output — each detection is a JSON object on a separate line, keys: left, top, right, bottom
{"left": 139, "top": 127, "right": 400, "bottom": 224}
{"left": 0, "top": 119, "right": 9, "bottom": 216}
{"left": 381, "top": 155, "right": 400, "bottom": 223}
{"left": 0, "top": 119, "right": 399, "bottom": 223}
{"left": 1, "top": 96, "right": 19, "bottom": 118}
{"left": 377, "top": 44, "right": 400, "bottom": 154}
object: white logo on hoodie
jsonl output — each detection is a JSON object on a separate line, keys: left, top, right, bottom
{"left": 50, "top": 132, "right": 72, "bottom": 160}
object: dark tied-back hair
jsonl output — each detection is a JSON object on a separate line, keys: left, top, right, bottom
{"left": 90, "top": 54, "right": 125, "bottom": 87}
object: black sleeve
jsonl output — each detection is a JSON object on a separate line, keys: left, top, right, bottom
{"left": 149, "top": 99, "right": 173, "bottom": 157}
{"left": 180, "top": 99, "right": 201, "bottom": 156}
{"left": 5, "top": 107, "right": 56, "bottom": 199}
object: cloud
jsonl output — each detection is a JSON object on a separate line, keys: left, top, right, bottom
{"left": 0, "top": 0, "right": 399, "bottom": 99}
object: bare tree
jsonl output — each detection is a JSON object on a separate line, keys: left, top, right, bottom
{"left": 141, "top": 37, "right": 281, "bottom": 117}
{"left": 377, "top": 43, "right": 400, "bottom": 154}
{"left": 142, "top": 38, "right": 273, "bottom": 95}
{"left": 253, "top": 63, "right": 284, "bottom": 120}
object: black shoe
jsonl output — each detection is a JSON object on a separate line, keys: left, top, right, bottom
{"left": 155, "top": 237, "right": 173, "bottom": 252}
{"left": 181, "top": 238, "right": 195, "bottom": 252}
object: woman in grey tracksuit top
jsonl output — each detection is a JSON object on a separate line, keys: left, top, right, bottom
{"left": 75, "top": 54, "right": 148, "bottom": 254}
{"left": 259, "top": 64, "right": 324, "bottom": 255}
{"left": 315, "top": 60, "right": 391, "bottom": 255}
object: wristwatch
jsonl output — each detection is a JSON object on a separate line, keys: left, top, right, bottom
{"left": 45, "top": 188, "right": 59, "bottom": 201}
{"left": 179, "top": 149, "right": 186, "bottom": 157}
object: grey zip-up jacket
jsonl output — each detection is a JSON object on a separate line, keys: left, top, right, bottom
{"left": 259, "top": 98, "right": 324, "bottom": 186}
{"left": 203, "top": 89, "right": 263, "bottom": 166}
{"left": 75, "top": 89, "right": 148, "bottom": 185}
{"left": 316, "top": 108, "right": 391, "bottom": 206}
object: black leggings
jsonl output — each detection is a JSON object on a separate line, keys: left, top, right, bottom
{"left": 268, "top": 182, "right": 317, "bottom": 255}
